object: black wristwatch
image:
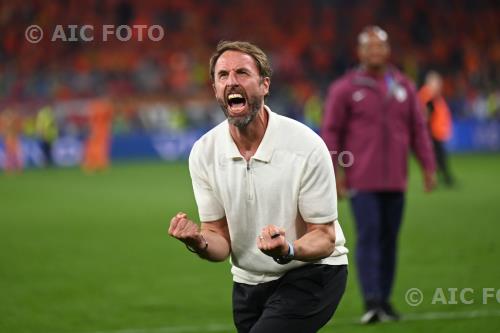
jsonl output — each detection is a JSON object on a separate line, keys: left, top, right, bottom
{"left": 273, "top": 241, "right": 295, "bottom": 265}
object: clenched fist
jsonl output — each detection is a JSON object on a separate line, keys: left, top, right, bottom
{"left": 168, "top": 212, "right": 206, "bottom": 251}
{"left": 257, "top": 225, "right": 289, "bottom": 258}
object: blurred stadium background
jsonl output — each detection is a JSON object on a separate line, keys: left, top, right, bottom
{"left": 0, "top": 0, "right": 499, "bottom": 332}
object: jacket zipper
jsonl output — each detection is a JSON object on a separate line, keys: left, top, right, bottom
{"left": 382, "top": 92, "right": 390, "bottom": 187}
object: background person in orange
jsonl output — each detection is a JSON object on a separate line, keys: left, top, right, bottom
{"left": 419, "top": 71, "right": 455, "bottom": 186}
{"left": 0, "top": 109, "right": 23, "bottom": 174}
{"left": 82, "top": 98, "right": 113, "bottom": 173}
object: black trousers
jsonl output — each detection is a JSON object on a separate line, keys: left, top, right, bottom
{"left": 40, "top": 140, "right": 53, "bottom": 166}
{"left": 232, "top": 264, "right": 347, "bottom": 333}
{"left": 433, "top": 139, "right": 454, "bottom": 186}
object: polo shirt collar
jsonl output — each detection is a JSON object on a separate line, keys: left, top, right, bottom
{"left": 225, "top": 105, "right": 276, "bottom": 163}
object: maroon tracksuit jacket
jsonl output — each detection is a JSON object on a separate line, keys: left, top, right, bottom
{"left": 321, "top": 67, "right": 436, "bottom": 191}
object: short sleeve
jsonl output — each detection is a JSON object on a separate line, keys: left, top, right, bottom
{"left": 188, "top": 141, "right": 225, "bottom": 222}
{"left": 298, "top": 143, "right": 338, "bottom": 224}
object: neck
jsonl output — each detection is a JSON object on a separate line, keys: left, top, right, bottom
{"left": 229, "top": 106, "right": 268, "bottom": 154}
{"left": 362, "top": 64, "right": 387, "bottom": 77}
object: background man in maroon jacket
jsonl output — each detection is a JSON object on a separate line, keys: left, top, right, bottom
{"left": 321, "top": 26, "right": 436, "bottom": 324}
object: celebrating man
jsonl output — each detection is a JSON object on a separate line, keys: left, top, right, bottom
{"left": 169, "top": 41, "right": 348, "bottom": 333}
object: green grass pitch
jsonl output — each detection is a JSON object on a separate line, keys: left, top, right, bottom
{"left": 1, "top": 154, "right": 499, "bottom": 333}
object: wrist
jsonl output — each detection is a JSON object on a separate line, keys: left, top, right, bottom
{"left": 273, "top": 240, "right": 294, "bottom": 265}
{"left": 186, "top": 234, "right": 208, "bottom": 254}
{"left": 281, "top": 241, "right": 290, "bottom": 256}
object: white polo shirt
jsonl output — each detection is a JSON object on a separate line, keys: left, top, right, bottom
{"left": 189, "top": 106, "right": 348, "bottom": 285}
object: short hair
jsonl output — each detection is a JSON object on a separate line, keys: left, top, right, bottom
{"left": 425, "top": 70, "right": 442, "bottom": 82}
{"left": 209, "top": 41, "right": 272, "bottom": 82}
{"left": 358, "top": 25, "right": 389, "bottom": 45}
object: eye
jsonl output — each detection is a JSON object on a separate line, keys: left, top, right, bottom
{"left": 236, "top": 69, "right": 249, "bottom": 76}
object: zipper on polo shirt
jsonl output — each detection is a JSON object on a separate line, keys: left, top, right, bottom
{"left": 246, "top": 160, "right": 254, "bottom": 201}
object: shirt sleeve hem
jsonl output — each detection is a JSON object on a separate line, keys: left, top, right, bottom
{"left": 302, "top": 214, "right": 338, "bottom": 224}
{"left": 199, "top": 213, "right": 226, "bottom": 222}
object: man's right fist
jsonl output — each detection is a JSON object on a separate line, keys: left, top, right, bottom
{"left": 168, "top": 212, "right": 205, "bottom": 250}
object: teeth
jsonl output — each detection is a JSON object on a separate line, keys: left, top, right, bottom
{"left": 228, "top": 93, "right": 243, "bottom": 100}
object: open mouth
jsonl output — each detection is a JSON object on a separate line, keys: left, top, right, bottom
{"left": 227, "top": 93, "right": 247, "bottom": 114}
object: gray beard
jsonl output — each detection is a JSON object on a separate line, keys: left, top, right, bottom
{"left": 218, "top": 96, "right": 262, "bottom": 129}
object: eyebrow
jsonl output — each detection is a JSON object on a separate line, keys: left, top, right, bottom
{"left": 236, "top": 68, "right": 251, "bottom": 74}
{"left": 217, "top": 67, "right": 252, "bottom": 76}
{"left": 217, "top": 70, "right": 228, "bottom": 77}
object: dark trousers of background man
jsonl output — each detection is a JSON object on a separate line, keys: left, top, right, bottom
{"left": 432, "top": 139, "right": 454, "bottom": 186}
{"left": 350, "top": 191, "right": 405, "bottom": 305}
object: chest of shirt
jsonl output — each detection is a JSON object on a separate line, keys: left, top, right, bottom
{"left": 207, "top": 150, "right": 307, "bottom": 210}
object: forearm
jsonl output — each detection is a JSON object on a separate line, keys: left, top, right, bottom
{"left": 196, "top": 229, "right": 231, "bottom": 262}
{"left": 293, "top": 227, "right": 336, "bottom": 262}
{"left": 170, "top": 213, "right": 231, "bottom": 262}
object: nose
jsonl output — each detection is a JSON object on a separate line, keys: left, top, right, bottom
{"left": 226, "top": 70, "right": 239, "bottom": 86}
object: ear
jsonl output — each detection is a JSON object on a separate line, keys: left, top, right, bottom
{"left": 212, "top": 83, "right": 217, "bottom": 95}
{"left": 261, "top": 77, "right": 270, "bottom": 96}
{"left": 357, "top": 45, "right": 363, "bottom": 61}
